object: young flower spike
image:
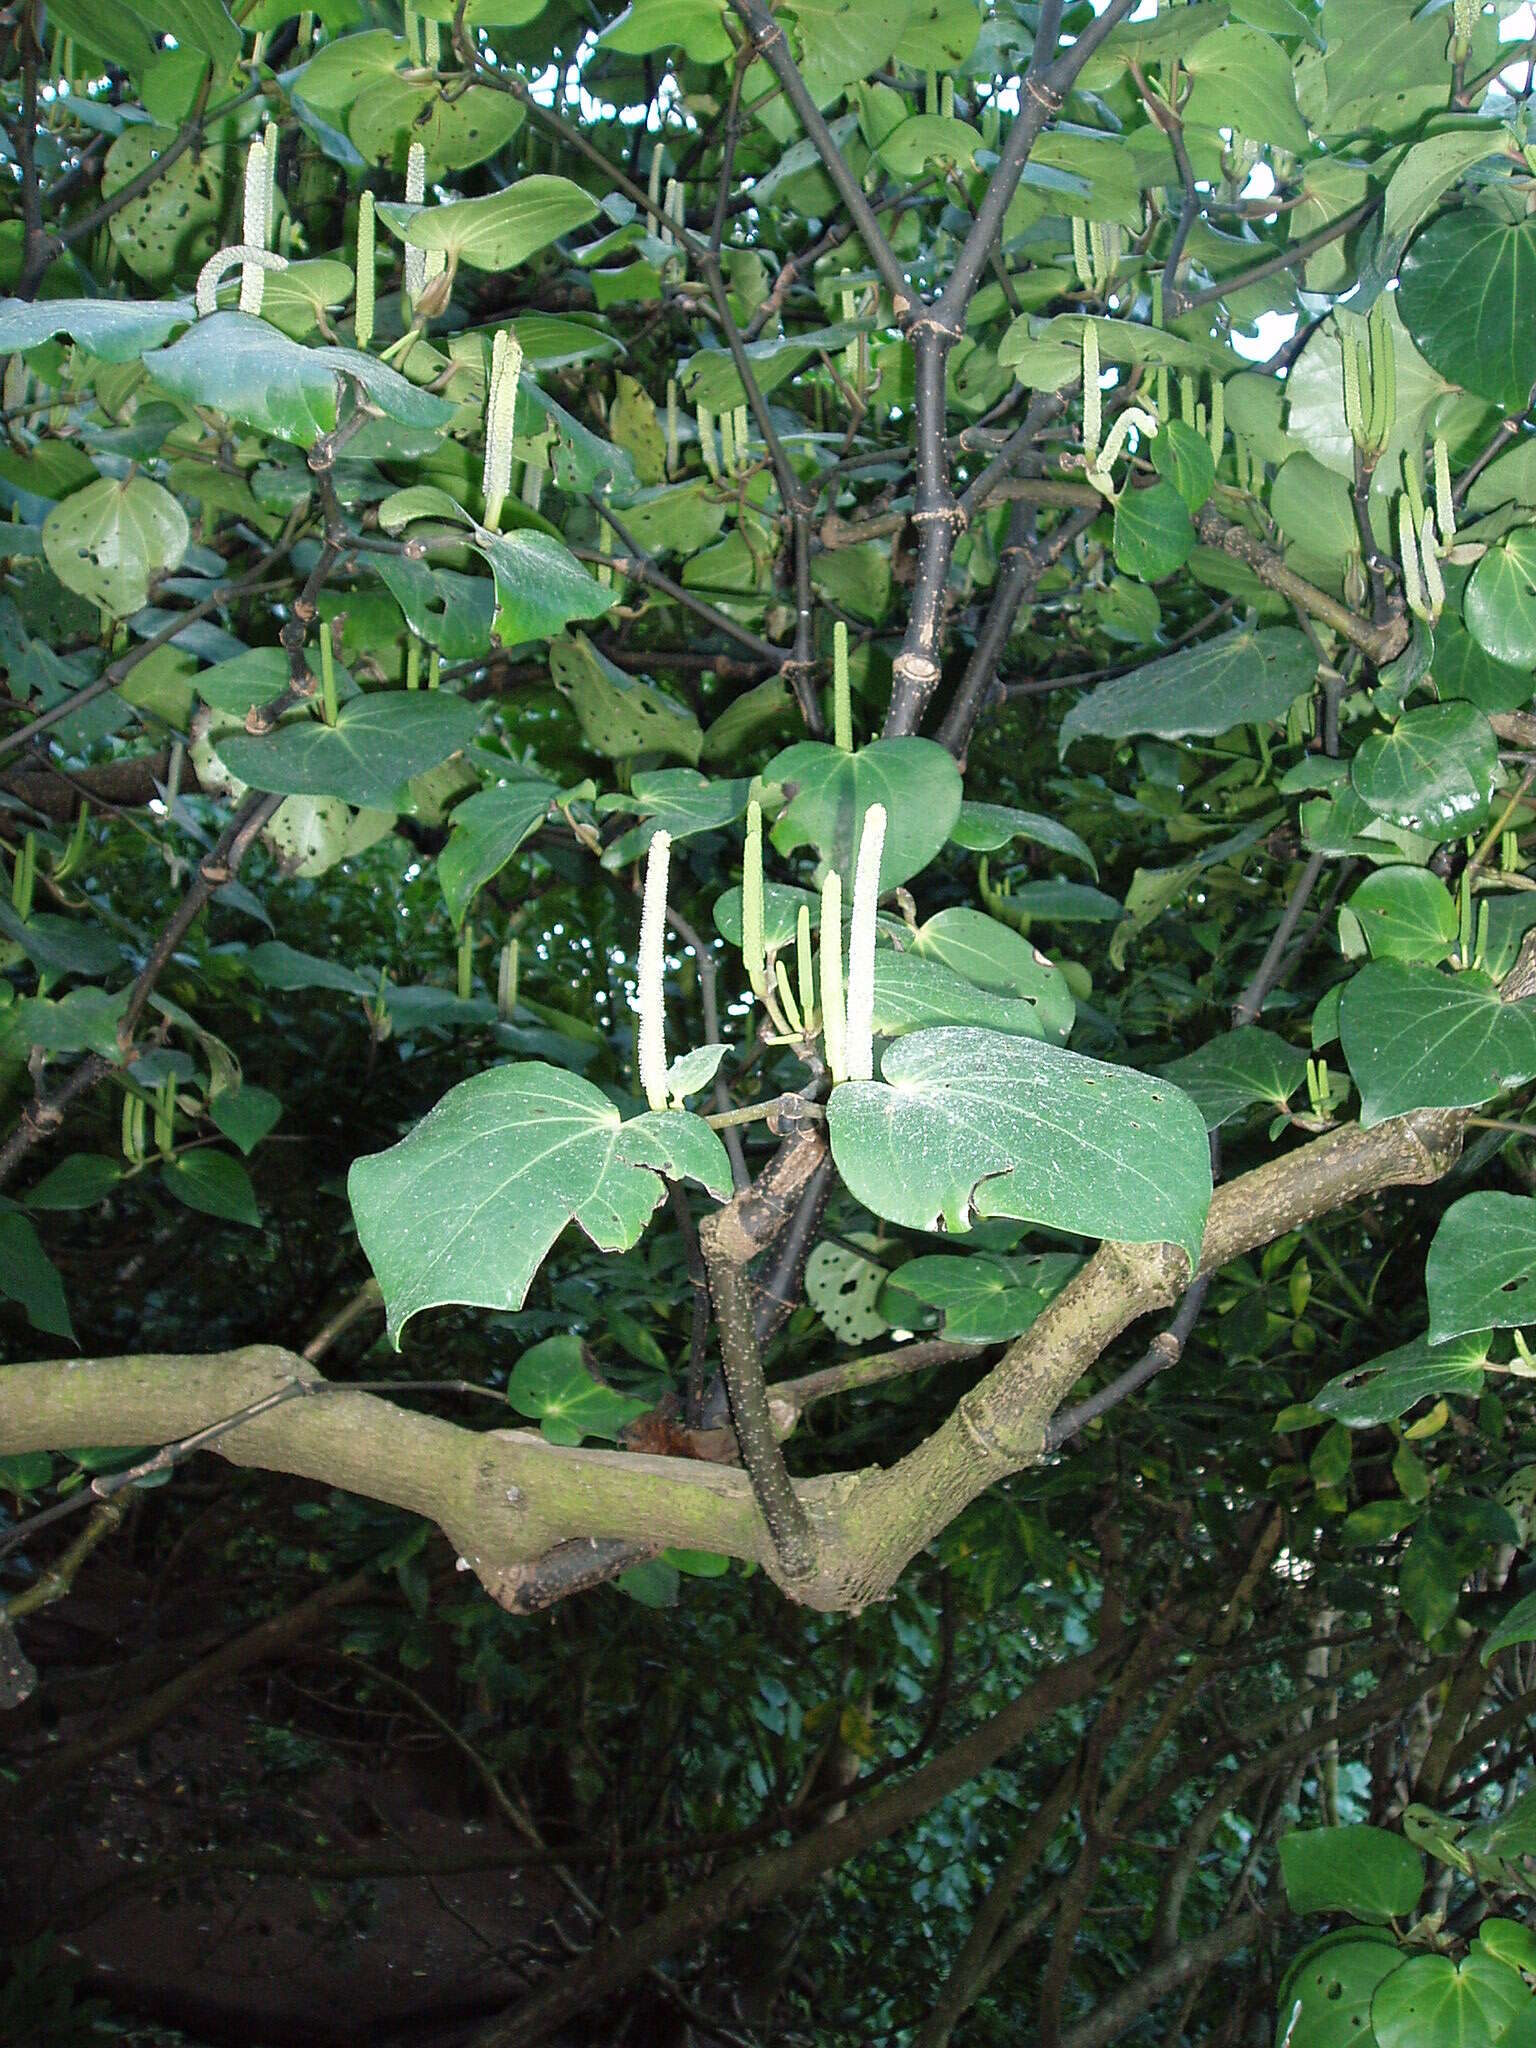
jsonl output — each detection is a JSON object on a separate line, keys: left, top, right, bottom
{"left": 637, "top": 830, "right": 672, "bottom": 1113}
{"left": 742, "top": 800, "right": 769, "bottom": 999}
{"left": 845, "top": 804, "right": 886, "bottom": 1084}
{"left": 833, "top": 620, "right": 853, "bottom": 753}
{"left": 1082, "top": 321, "right": 1102, "bottom": 468}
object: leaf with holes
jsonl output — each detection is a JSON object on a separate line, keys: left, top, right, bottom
{"left": 349, "top": 1064, "right": 732, "bottom": 1341}
{"left": 550, "top": 633, "right": 701, "bottom": 763}
{"left": 42, "top": 476, "right": 188, "bottom": 619}
{"left": 101, "top": 125, "right": 229, "bottom": 285}
{"left": 1314, "top": 1332, "right": 1491, "bottom": 1428}
{"left": 1427, "top": 1192, "right": 1536, "bottom": 1343}
{"left": 1340, "top": 961, "right": 1536, "bottom": 1125}
{"left": 826, "top": 1026, "right": 1211, "bottom": 1262}
{"left": 805, "top": 1240, "right": 889, "bottom": 1345}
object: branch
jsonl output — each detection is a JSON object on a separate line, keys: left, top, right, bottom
{"left": 1194, "top": 501, "right": 1408, "bottom": 664}
{"left": 699, "top": 1118, "right": 827, "bottom": 1583}
{"left": 720, "top": 0, "right": 909, "bottom": 307}
{"left": 1058, "top": 1913, "right": 1266, "bottom": 2048}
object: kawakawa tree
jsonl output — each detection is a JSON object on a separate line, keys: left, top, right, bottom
{"left": 5, "top": 0, "right": 1536, "bottom": 2039}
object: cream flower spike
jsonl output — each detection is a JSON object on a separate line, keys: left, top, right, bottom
{"left": 845, "top": 804, "right": 886, "bottom": 1084}
{"left": 240, "top": 133, "right": 272, "bottom": 314}
{"left": 196, "top": 244, "right": 287, "bottom": 319}
{"left": 481, "top": 327, "right": 522, "bottom": 533}
{"left": 637, "top": 830, "right": 672, "bottom": 1113}
{"left": 404, "top": 143, "right": 427, "bottom": 304}
{"left": 1087, "top": 406, "right": 1160, "bottom": 497}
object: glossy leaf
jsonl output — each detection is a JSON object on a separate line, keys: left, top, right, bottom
{"left": 1279, "top": 1825, "right": 1423, "bottom": 1922}
{"left": 826, "top": 1026, "right": 1212, "bottom": 1263}
{"left": 1349, "top": 703, "right": 1498, "bottom": 838}
{"left": 1340, "top": 962, "right": 1536, "bottom": 1126}
{"left": 1399, "top": 212, "right": 1536, "bottom": 412}
{"left": 1426, "top": 1191, "right": 1536, "bottom": 1342}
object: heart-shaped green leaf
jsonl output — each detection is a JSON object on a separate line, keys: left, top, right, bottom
{"left": 1371, "top": 1951, "right": 1532, "bottom": 2048}
{"left": 219, "top": 694, "right": 481, "bottom": 809}
{"left": 1280, "top": 1825, "right": 1424, "bottom": 1922}
{"left": 1350, "top": 702, "right": 1498, "bottom": 837}
{"left": 507, "top": 1335, "right": 652, "bottom": 1446}
{"left": 763, "top": 737, "right": 962, "bottom": 889}
{"left": 439, "top": 775, "right": 558, "bottom": 923}
{"left": 1466, "top": 529, "right": 1536, "bottom": 667}
{"left": 1399, "top": 211, "right": 1536, "bottom": 412}
{"left": 351, "top": 1065, "right": 732, "bottom": 1341}
{"left": 1340, "top": 961, "right": 1536, "bottom": 1125}
{"left": 42, "top": 475, "right": 188, "bottom": 617}
{"left": 1315, "top": 1330, "right": 1490, "bottom": 1432}
{"left": 1426, "top": 1190, "right": 1536, "bottom": 1342}
{"left": 1159, "top": 1025, "right": 1310, "bottom": 1129}
{"left": 826, "top": 1026, "right": 1212, "bottom": 1263}
{"left": 144, "top": 314, "right": 457, "bottom": 449}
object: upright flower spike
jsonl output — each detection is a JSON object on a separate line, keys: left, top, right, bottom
{"left": 1398, "top": 495, "right": 1428, "bottom": 621}
{"left": 1434, "top": 436, "right": 1456, "bottom": 543}
{"left": 355, "top": 191, "right": 376, "bottom": 351}
{"left": 833, "top": 619, "right": 853, "bottom": 753}
{"left": 697, "top": 402, "right": 720, "bottom": 480}
{"left": 845, "top": 804, "right": 886, "bottom": 1085}
{"left": 1419, "top": 508, "right": 1446, "bottom": 615}
{"left": 637, "top": 830, "right": 672, "bottom": 1113}
{"left": 404, "top": 142, "right": 427, "bottom": 305}
{"left": 1071, "top": 215, "right": 1093, "bottom": 294}
{"left": 647, "top": 142, "right": 664, "bottom": 227}
{"left": 481, "top": 327, "right": 521, "bottom": 532}
{"left": 666, "top": 378, "right": 679, "bottom": 474}
{"left": 240, "top": 132, "right": 270, "bottom": 315}
{"left": 742, "top": 800, "right": 768, "bottom": 999}
{"left": 1082, "top": 321, "right": 1101, "bottom": 468}
{"left": 820, "top": 870, "right": 846, "bottom": 1085}
{"left": 497, "top": 937, "right": 520, "bottom": 1022}
{"left": 719, "top": 405, "right": 738, "bottom": 479}
{"left": 733, "top": 405, "right": 748, "bottom": 471}
{"left": 1208, "top": 376, "right": 1225, "bottom": 464}
{"left": 796, "top": 905, "right": 815, "bottom": 1026}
